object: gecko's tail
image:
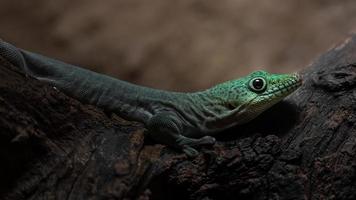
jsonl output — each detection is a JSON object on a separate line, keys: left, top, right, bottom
{"left": 0, "top": 39, "right": 30, "bottom": 74}
{"left": 0, "top": 39, "right": 146, "bottom": 114}
{"left": 0, "top": 39, "right": 127, "bottom": 107}
{"left": 0, "top": 39, "right": 88, "bottom": 84}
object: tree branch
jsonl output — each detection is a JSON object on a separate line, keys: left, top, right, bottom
{"left": 1, "top": 35, "right": 356, "bottom": 200}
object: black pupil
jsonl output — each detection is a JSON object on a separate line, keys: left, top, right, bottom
{"left": 253, "top": 79, "right": 264, "bottom": 89}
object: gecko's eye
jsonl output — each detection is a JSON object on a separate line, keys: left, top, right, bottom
{"left": 249, "top": 77, "right": 267, "bottom": 92}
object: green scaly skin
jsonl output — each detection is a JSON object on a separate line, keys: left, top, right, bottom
{"left": 0, "top": 40, "right": 302, "bottom": 157}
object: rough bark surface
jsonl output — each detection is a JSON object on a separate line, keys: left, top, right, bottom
{"left": 1, "top": 35, "right": 356, "bottom": 200}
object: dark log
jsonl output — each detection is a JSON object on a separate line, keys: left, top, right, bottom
{"left": 1, "top": 35, "right": 356, "bottom": 200}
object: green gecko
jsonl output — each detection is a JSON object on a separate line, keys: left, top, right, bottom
{"left": 0, "top": 40, "right": 302, "bottom": 157}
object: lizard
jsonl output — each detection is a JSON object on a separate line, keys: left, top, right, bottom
{"left": 0, "top": 40, "right": 302, "bottom": 157}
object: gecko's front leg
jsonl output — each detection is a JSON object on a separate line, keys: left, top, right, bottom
{"left": 147, "top": 112, "right": 216, "bottom": 157}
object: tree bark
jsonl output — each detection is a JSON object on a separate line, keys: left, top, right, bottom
{"left": 1, "top": 35, "right": 356, "bottom": 200}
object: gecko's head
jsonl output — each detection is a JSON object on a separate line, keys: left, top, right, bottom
{"left": 211, "top": 70, "right": 302, "bottom": 124}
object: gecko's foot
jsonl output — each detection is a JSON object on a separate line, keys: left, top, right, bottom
{"left": 182, "top": 145, "right": 199, "bottom": 158}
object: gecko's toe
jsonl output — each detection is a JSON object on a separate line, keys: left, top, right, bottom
{"left": 182, "top": 146, "right": 199, "bottom": 158}
{"left": 201, "top": 136, "right": 216, "bottom": 145}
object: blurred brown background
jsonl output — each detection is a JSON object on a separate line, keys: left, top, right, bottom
{"left": 0, "top": 0, "right": 355, "bottom": 91}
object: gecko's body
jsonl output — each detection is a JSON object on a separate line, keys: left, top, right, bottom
{"left": 0, "top": 40, "right": 302, "bottom": 156}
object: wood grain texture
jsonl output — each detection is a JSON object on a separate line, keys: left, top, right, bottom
{"left": 1, "top": 35, "right": 356, "bottom": 200}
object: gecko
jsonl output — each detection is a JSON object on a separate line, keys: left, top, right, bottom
{"left": 0, "top": 40, "right": 302, "bottom": 157}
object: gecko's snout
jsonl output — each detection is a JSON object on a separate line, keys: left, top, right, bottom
{"left": 293, "top": 72, "right": 303, "bottom": 85}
